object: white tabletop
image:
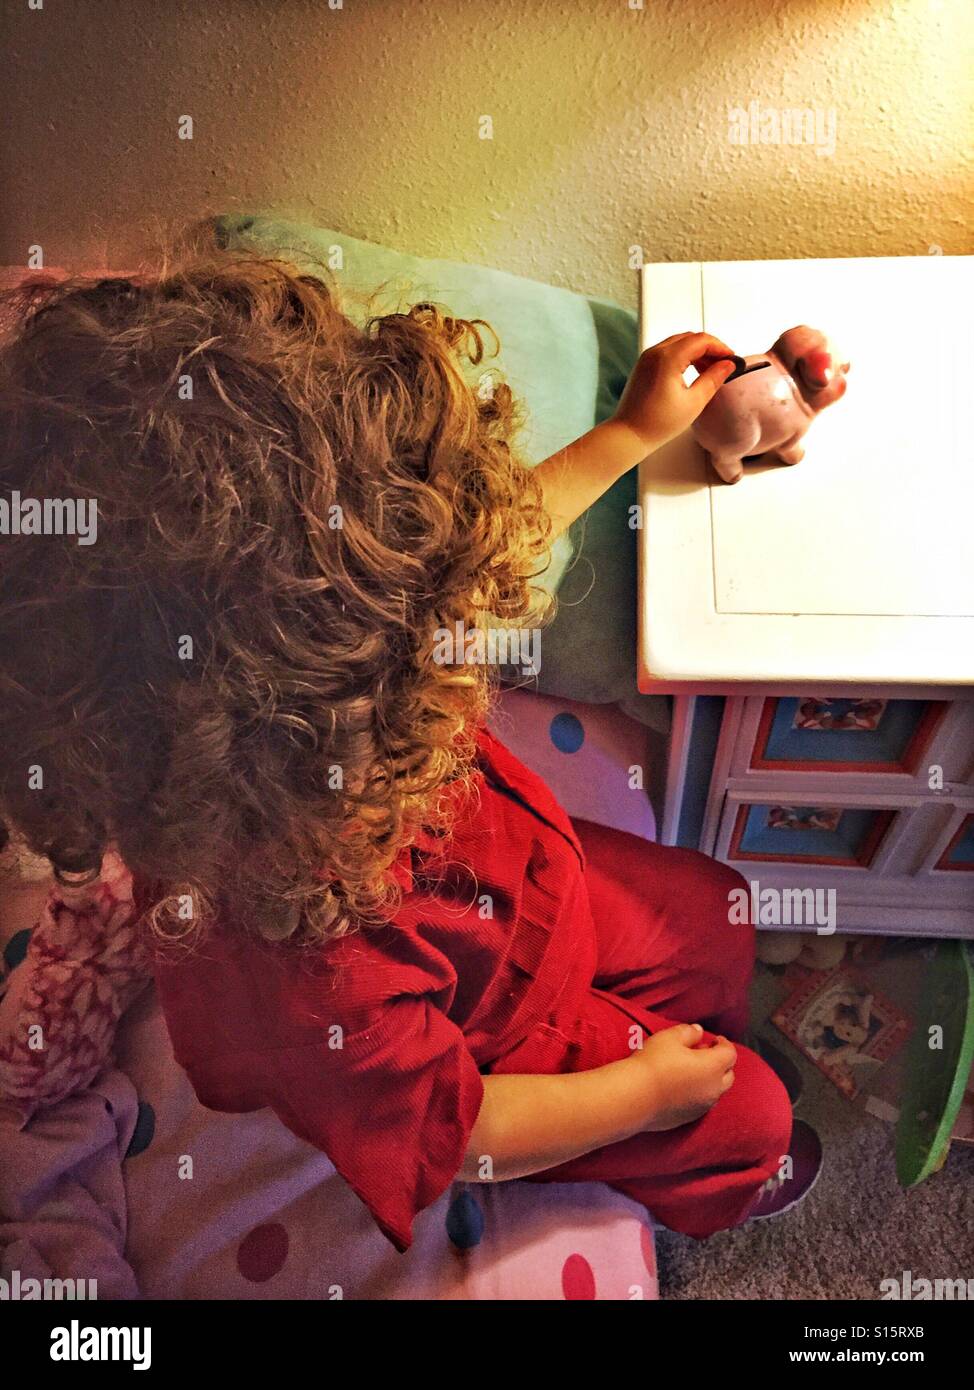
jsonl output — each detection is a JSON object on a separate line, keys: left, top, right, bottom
{"left": 637, "top": 256, "right": 974, "bottom": 693}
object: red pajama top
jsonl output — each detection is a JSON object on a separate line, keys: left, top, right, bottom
{"left": 151, "top": 727, "right": 607, "bottom": 1251}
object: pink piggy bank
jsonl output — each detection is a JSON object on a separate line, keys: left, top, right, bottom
{"left": 691, "top": 325, "right": 850, "bottom": 484}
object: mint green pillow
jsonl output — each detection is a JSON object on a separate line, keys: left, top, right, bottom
{"left": 213, "top": 214, "right": 640, "bottom": 705}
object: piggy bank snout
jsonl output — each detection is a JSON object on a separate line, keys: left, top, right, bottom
{"left": 796, "top": 347, "right": 850, "bottom": 410}
{"left": 800, "top": 348, "right": 834, "bottom": 388}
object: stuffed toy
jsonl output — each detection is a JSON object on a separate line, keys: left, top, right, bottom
{"left": 0, "top": 848, "right": 149, "bottom": 1123}
{"left": 756, "top": 929, "right": 884, "bottom": 972}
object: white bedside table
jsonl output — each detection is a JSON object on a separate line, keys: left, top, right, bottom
{"left": 637, "top": 256, "right": 974, "bottom": 937}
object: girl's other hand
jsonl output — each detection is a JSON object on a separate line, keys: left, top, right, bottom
{"left": 613, "top": 332, "right": 737, "bottom": 454}
{"left": 631, "top": 1021, "right": 737, "bottom": 1131}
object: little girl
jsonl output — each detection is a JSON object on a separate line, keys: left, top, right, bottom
{"left": 0, "top": 245, "right": 813, "bottom": 1252}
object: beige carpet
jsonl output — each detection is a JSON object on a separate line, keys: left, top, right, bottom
{"left": 656, "top": 961, "right": 974, "bottom": 1300}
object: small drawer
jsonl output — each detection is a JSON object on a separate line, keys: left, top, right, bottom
{"left": 725, "top": 799, "right": 895, "bottom": 868}
{"left": 749, "top": 698, "right": 948, "bottom": 775}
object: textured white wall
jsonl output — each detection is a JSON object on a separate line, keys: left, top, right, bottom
{"left": 1, "top": 0, "right": 971, "bottom": 305}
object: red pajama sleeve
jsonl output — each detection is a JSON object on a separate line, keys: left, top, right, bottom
{"left": 248, "top": 995, "right": 484, "bottom": 1251}
{"left": 153, "top": 921, "right": 485, "bottom": 1252}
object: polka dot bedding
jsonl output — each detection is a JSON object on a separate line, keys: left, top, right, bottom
{"left": 123, "top": 987, "right": 658, "bottom": 1298}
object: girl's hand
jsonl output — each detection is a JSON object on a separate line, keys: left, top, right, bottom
{"left": 534, "top": 332, "right": 737, "bottom": 541}
{"left": 613, "top": 332, "right": 738, "bottom": 453}
{"left": 631, "top": 1021, "right": 737, "bottom": 1131}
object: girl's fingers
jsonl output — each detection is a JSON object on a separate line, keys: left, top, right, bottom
{"left": 721, "top": 1068, "right": 736, "bottom": 1092}
{"left": 650, "top": 332, "right": 699, "bottom": 351}
{"left": 689, "top": 359, "right": 737, "bottom": 400}
{"left": 678, "top": 1022, "right": 706, "bottom": 1046}
{"left": 710, "top": 1036, "right": 738, "bottom": 1068}
{"left": 648, "top": 332, "right": 733, "bottom": 358}
{"left": 666, "top": 332, "right": 735, "bottom": 369}
{"left": 692, "top": 352, "right": 736, "bottom": 374}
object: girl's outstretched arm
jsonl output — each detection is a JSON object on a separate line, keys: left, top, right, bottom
{"left": 534, "top": 332, "right": 736, "bottom": 540}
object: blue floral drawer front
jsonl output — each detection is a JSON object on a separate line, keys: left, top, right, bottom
{"left": 729, "top": 802, "right": 894, "bottom": 867}
{"left": 752, "top": 698, "right": 947, "bottom": 773}
{"left": 936, "top": 814, "right": 974, "bottom": 872}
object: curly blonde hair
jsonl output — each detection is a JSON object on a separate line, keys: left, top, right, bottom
{"left": 0, "top": 236, "right": 552, "bottom": 942}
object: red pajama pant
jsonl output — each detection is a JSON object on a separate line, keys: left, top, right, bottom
{"left": 516, "top": 819, "right": 794, "bottom": 1239}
